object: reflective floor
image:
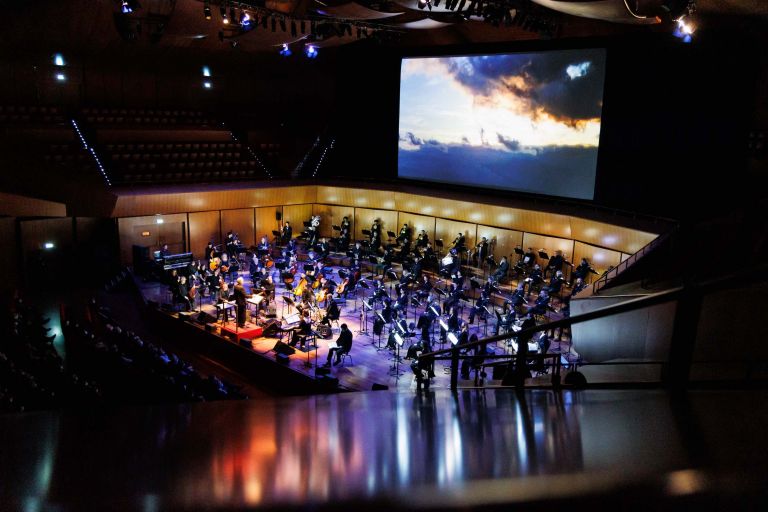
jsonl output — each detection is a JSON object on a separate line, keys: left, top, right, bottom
{"left": 2, "top": 389, "right": 768, "bottom": 510}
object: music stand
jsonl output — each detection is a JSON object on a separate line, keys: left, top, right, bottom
{"left": 375, "top": 311, "right": 387, "bottom": 351}
{"left": 390, "top": 332, "right": 405, "bottom": 377}
{"left": 283, "top": 295, "right": 296, "bottom": 316}
{"left": 469, "top": 278, "right": 481, "bottom": 304}
{"left": 332, "top": 225, "right": 341, "bottom": 231}
{"left": 435, "top": 239, "right": 444, "bottom": 258}
{"left": 514, "top": 247, "right": 524, "bottom": 256}
{"left": 538, "top": 250, "right": 550, "bottom": 261}
{"left": 303, "top": 221, "right": 311, "bottom": 228}
{"left": 386, "top": 231, "right": 396, "bottom": 243}
{"left": 362, "top": 229, "right": 371, "bottom": 237}
{"left": 367, "top": 255, "right": 379, "bottom": 278}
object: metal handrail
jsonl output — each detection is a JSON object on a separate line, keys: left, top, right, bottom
{"left": 592, "top": 228, "right": 674, "bottom": 294}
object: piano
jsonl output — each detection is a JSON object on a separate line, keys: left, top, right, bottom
{"left": 160, "top": 252, "right": 194, "bottom": 271}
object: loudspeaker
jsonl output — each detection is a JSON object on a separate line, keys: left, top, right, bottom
{"left": 262, "top": 320, "right": 282, "bottom": 337}
{"left": 276, "top": 210, "right": 282, "bottom": 221}
{"left": 276, "top": 353, "right": 290, "bottom": 365}
{"left": 239, "top": 338, "right": 253, "bottom": 348}
{"left": 316, "top": 366, "right": 331, "bottom": 376}
{"left": 195, "top": 311, "right": 217, "bottom": 325}
{"left": 179, "top": 311, "right": 195, "bottom": 322}
{"left": 371, "top": 383, "right": 389, "bottom": 391}
{"left": 564, "top": 371, "right": 587, "bottom": 388}
{"left": 273, "top": 340, "right": 295, "bottom": 355}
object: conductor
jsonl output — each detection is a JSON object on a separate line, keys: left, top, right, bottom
{"left": 233, "top": 277, "right": 251, "bottom": 328}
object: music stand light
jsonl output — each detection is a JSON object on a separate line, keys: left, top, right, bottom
{"left": 410, "top": 297, "right": 421, "bottom": 307}
{"left": 447, "top": 332, "right": 459, "bottom": 345}
{"left": 394, "top": 332, "right": 404, "bottom": 346}
{"left": 439, "top": 319, "right": 449, "bottom": 331}
{"left": 430, "top": 305, "right": 441, "bottom": 317}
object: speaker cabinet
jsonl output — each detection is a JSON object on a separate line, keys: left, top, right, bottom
{"left": 273, "top": 340, "right": 295, "bottom": 355}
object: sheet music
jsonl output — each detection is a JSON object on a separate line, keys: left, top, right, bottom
{"left": 247, "top": 295, "right": 264, "bottom": 305}
{"left": 216, "top": 301, "right": 235, "bottom": 310}
{"left": 327, "top": 341, "right": 339, "bottom": 350}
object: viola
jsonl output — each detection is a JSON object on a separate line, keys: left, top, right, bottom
{"left": 335, "top": 277, "right": 349, "bottom": 296}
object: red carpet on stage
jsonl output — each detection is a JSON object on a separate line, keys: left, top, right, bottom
{"left": 220, "top": 322, "right": 263, "bottom": 341}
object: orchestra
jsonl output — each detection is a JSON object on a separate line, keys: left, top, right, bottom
{"left": 152, "top": 224, "right": 608, "bottom": 388}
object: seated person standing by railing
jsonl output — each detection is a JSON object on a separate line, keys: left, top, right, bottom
{"left": 323, "top": 323, "right": 353, "bottom": 367}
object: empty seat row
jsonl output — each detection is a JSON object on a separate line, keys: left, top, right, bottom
{"left": 0, "top": 114, "right": 65, "bottom": 124}
{"left": 0, "top": 105, "right": 59, "bottom": 114}
{"left": 110, "top": 152, "right": 242, "bottom": 162}
{"left": 120, "top": 169, "right": 258, "bottom": 183}
{"left": 85, "top": 116, "right": 213, "bottom": 125}
{"left": 83, "top": 107, "right": 203, "bottom": 117}
{"left": 105, "top": 142, "right": 240, "bottom": 151}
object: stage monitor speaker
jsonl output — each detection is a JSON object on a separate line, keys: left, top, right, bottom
{"left": 195, "top": 311, "right": 217, "bottom": 325}
{"left": 371, "top": 383, "right": 389, "bottom": 391}
{"left": 316, "top": 366, "right": 331, "bottom": 376}
{"left": 262, "top": 320, "right": 282, "bottom": 338}
{"left": 239, "top": 338, "right": 253, "bottom": 348}
{"left": 178, "top": 311, "right": 195, "bottom": 322}
{"left": 317, "top": 375, "right": 339, "bottom": 388}
{"left": 273, "top": 340, "right": 295, "bottom": 355}
{"left": 276, "top": 210, "right": 282, "bottom": 221}
{"left": 276, "top": 353, "right": 290, "bottom": 365}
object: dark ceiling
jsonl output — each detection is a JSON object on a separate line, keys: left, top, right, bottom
{"left": 0, "top": 0, "right": 765, "bottom": 59}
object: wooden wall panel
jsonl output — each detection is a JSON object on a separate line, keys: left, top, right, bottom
{"left": 256, "top": 207, "right": 280, "bottom": 243}
{"left": 283, "top": 204, "right": 313, "bottom": 238}
{"left": 573, "top": 241, "right": 623, "bottom": 280}
{"left": 397, "top": 212, "right": 436, "bottom": 245}
{"left": 435, "top": 218, "right": 476, "bottom": 254}
{"left": 521, "top": 233, "right": 575, "bottom": 269}
{"left": 112, "top": 186, "right": 316, "bottom": 217}
{"left": 0, "top": 192, "right": 66, "bottom": 217}
{"left": 312, "top": 204, "right": 353, "bottom": 238}
{"left": 20, "top": 218, "right": 74, "bottom": 256}
{"left": 570, "top": 217, "right": 657, "bottom": 254}
{"left": 188, "top": 211, "right": 220, "bottom": 261}
{"left": 221, "top": 209, "right": 255, "bottom": 249}
{"left": 117, "top": 214, "right": 187, "bottom": 264}
{"left": 476, "top": 225, "right": 524, "bottom": 262}
{"left": 354, "top": 208, "right": 398, "bottom": 242}
{"left": 317, "top": 186, "right": 396, "bottom": 210}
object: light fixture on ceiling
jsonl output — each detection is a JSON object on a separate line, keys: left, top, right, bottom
{"left": 203, "top": 0, "right": 211, "bottom": 20}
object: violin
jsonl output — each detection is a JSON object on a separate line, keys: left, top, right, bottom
{"left": 209, "top": 257, "right": 221, "bottom": 271}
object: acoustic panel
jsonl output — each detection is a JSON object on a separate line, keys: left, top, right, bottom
{"left": 221, "top": 208, "right": 255, "bottom": 249}
{"left": 188, "top": 211, "right": 220, "bottom": 260}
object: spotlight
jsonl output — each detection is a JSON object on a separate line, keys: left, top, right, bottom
{"left": 674, "top": 18, "right": 695, "bottom": 42}
{"left": 121, "top": 1, "right": 133, "bottom": 14}
{"left": 305, "top": 44, "right": 318, "bottom": 59}
{"left": 279, "top": 43, "right": 291, "bottom": 57}
{"left": 156, "top": 217, "right": 165, "bottom": 224}
{"left": 55, "top": 73, "right": 66, "bottom": 82}
{"left": 53, "top": 53, "right": 65, "bottom": 66}
{"left": 203, "top": 0, "right": 211, "bottom": 19}
{"left": 44, "top": 242, "right": 55, "bottom": 250}
{"left": 202, "top": 65, "right": 211, "bottom": 77}
{"left": 203, "top": 80, "right": 212, "bottom": 89}
{"left": 447, "top": 332, "right": 459, "bottom": 345}
{"left": 241, "top": 11, "right": 251, "bottom": 27}
{"left": 221, "top": 5, "right": 228, "bottom": 24}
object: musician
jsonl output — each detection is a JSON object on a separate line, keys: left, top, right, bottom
{"left": 233, "top": 277, "right": 251, "bottom": 328}
{"left": 338, "top": 225, "right": 351, "bottom": 252}
{"left": 225, "top": 231, "right": 237, "bottom": 258}
{"left": 492, "top": 255, "right": 509, "bottom": 281}
{"left": 285, "top": 238, "right": 297, "bottom": 256}
{"left": 281, "top": 221, "right": 292, "bottom": 245}
{"left": 416, "top": 274, "right": 432, "bottom": 300}
{"left": 258, "top": 236, "right": 270, "bottom": 252}
{"left": 307, "top": 216, "right": 320, "bottom": 247}
{"left": 160, "top": 244, "right": 170, "bottom": 258}
{"left": 393, "top": 286, "right": 409, "bottom": 318}
{"left": 542, "top": 271, "right": 565, "bottom": 296}
{"left": 261, "top": 275, "right": 275, "bottom": 303}
{"left": 447, "top": 307, "right": 462, "bottom": 332}
{"left": 205, "top": 241, "right": 215, "bottom": 263}
{"left": 522, "top": 247, "right": 537, "bottom": 269}
{"left": 397, "top": 223, "right": 411, "bottom": 244}
{"left": 351, "top": 241, "right": 363, "bottom": 267}
{"left": 468, "top": 288, "right": 492, "bottom": 324}
{"left": 217, "top": 277, "right": 232, "bottom": 322}
{"left": 571, "top": 258, "right": 592, "bottom": 285}
{"left": 289, "top": 310, "right": 313, "bottom": 350}
{"left": 509, "top": 283, "right": 527, "bottom": 309}
{"left": 323, "top": 323, "right": 353, "bottom": 367}
{"left": 370, "top": 219, "right": 381, "bottom": 250}
{"left": 571, "top": 277, "right": 586, "bottom": 296}
{"left": 523, "top": 264, "right": 544, "bottom": 298}
{"left": 474, "top": 237, "right": 489, "bottom": 267}
{"left": 176, "top": 276, "right": 192, "bottom": 311}
{"left": 340, "top": 216, "right": 351, "bottom": 232}
{"left": 452, "top": 232, "right": 466, "bottom": 252}
{"left": 416, "top": 230, "right": 429, "bottom": 248}
{"left": 443, "top": 283, "right": 462, "bottom": 314}
{"left": 410, "top": 256, "right": 423, "bottom": 281}
{"left": 316, "top": 238, "right": 330, "bottom": 260}
{"left": 546, "top": 250, "right": 565, "bottom": 278}
{"left": 529, "top": 291, "right": 551, "bottom": 316}
{"left": 422, "top": 242, "right": 435, "bottom": 264}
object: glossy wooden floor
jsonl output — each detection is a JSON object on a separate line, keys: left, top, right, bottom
{"left": 139, "top": 260, "right": 576, "bottom": 392}
{"left": 2, "top": 388, "right": 767, "bottom": 510}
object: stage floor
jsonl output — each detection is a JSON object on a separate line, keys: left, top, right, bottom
{"left": 138, "top": 260, "right": 576, "bottom": 392}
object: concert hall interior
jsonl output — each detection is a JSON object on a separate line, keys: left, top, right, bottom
{"left": 1, "top": 0, "right": 768, "bottom": 510}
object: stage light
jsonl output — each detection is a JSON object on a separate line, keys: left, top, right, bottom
{"left": 241, "top": 11, "right": 251, "bottom": 27}
{"left": 394, "top": 333, "right": 404, "bottom": 346}
{"left": 203, "top": 81, "right": 212, "bottom": 89}
{"left": 202, "top": 66, "right": 211, "bottom": 77}
{"left": 305, "top": 44, "right": 318, "bottom": 59}
{"left": 55, "top": 73, "right": 66, "bottom": 82}
{"left": 673, "top": 18, "right": 695, "bottom": 42}
{"left": 279, "top": 43, "right": 291, "bottom": 57}
{"left": 203, "top": 1, "right": 211, "bottom": 20}
{"left": 439, "top": 319, "right": 448, "bottom": 330}
{"left": 430, "top": 305, "right": 440, "bottom": 317}
{"left": 44, "top": 242, "right": 55, "bottom": 250}
{"left": 121, "top": 0, "right": 133, "bottom": 14}
{"left": 447, "top": 332, "right": 459, "bottom": 345}
{"left": 54, "top": 53, "right": 65, "bottom": 66}
{"left": 156, "top": 217, "right": 164, "bottom": 224}
{"left": 221, "top": 4, "right": 228, "bottom": 24}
